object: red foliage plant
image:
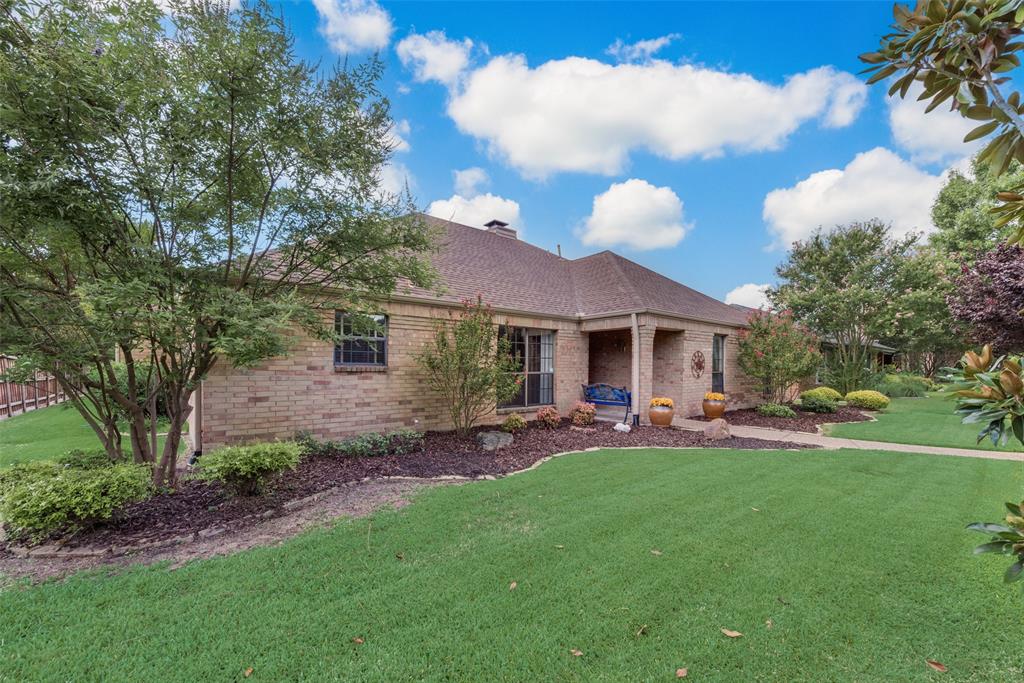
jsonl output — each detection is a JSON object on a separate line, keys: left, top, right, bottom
{"left": 948, "top": 244, "right": 1024, "bottom": 354}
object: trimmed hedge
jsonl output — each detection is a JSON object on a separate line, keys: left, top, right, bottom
{"left": 800, "top": 387, "right": 843, "bottom": 402}
{"left": 845, "top": 390, "right": 890, "bottom": 410}
{"left": 296, "top": 429, "right": 425, "bottom": 458}
{"left": 197, "top": 442, "right": 301, "bottom": 496}
{"left": 800, "top": 395, "right": 838, "bottom": 414}
{"left": 0, "top": 462, "right": 151, "bottom": 541}
{"left": 756, "top": 403, "right": 797, "bottom": 418}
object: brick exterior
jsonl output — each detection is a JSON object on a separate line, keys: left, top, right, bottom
{"left": 193, "top": 303, "right": 760, "bottom": 450}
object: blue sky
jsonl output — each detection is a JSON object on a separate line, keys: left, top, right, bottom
{"left": 279, "top": 1, "right": 982, "bottom": 306}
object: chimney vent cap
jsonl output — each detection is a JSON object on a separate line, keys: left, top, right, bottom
{"left": 484, "top": 219, "right": 517, "bottom": 239}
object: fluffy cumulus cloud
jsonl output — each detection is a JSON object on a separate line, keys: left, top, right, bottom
{"left": 427, "top": 193, "right": 521, "bottom": 229}
{"left": 578, "top": 179, "right": 690, "bottom": 250}
{"left": 446, "top": 57, "right": 867, "bottom": 179}
{"left": 396, "top": 31, "right": 474, "bottom": 86}
{"left": 312, "top": 0, "right": 393, "bottom": 54}
{"left": 605, "top": 34, "right": 681, "bottom": 63}
{"left": 762, "top": 147, "right": 946, "bottom": 247}
{"left": 888, "top": 82, "right": 985, "bottom": 164}
{"left": 378, "top": 162, "right": 415, "bottom": 196}
{"left": 453, "top": 167, "right": 489, "bottom": 197}
{"left": 725, "top": 283, "right": 771, "bottom": 309}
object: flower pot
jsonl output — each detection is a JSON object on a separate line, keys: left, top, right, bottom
{"left": 702, "top": 399, "right": 726, "bottom": 420}
{"left": 648, "top": 405, "right": 675, "bottom": 427}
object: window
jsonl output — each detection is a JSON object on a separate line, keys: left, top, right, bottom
{"left": 334, "top": 312, "right": 387, "bottom": 367}
{"left": 712, "top": 334, "right": 725, "bottom": 393}
{"left": 499, "top": 326, "right": 555, "bottom": 407}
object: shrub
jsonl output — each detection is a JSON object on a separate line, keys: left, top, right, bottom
{"left": 55, "top": 448, "right": 122, "bottom": 469}
{"left": 874, "top": 373, "right": 930, "bottom": 398}
{"left": 800, "top": 395, "right": 838, "bottom": 413}
{"left": 845, "top": 390, "right": 890, "bottom": 410}
{"left": 737, "top": 310, "right": 822, "bottom": 403}
{"left": 388, "top": 429, "right": 425, "bottom": 455}
{"left": 569, "top": 401, "right": 596, "bottom": 426}
{"left": 536, "top": 406, "right": 561, "bottom": 429}
{"left": 501, "top": 413, "right": 527, "bottom": 433}
{"left": 295, "top": 429, "right": 424, "bottom": 458}
{"left": 0, "top": 463, "right": 151, "bottom": 541}
{"left": 800, "top": 387, "right": 842, "bottom": 402}
{"left": 197, "top": 441, "right": 301, "bottom": 496}
{"left": 756, "top": 403, "right": 797, "bottom": 418}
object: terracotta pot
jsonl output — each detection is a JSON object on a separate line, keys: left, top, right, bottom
{"left": 702, "top": 399, "right": 726, "bottom": 420}
{"left": 648, "top": 405, "right": 675, "bottom": 427}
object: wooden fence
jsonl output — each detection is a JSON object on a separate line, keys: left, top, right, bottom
{"left": 0, "top": 355, "right": 67, "bottom": 420}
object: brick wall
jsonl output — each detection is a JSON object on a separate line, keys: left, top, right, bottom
{"left": 587, "top": 329, "right": 631, "bottom": 389}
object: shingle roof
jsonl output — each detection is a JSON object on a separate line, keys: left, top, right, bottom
{"left": 399, "top": 215, "right": 748, "bottom": 327}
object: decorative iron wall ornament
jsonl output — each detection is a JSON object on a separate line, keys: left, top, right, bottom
{"left": 690, "top": 350, "right": 706, "bottom": 378}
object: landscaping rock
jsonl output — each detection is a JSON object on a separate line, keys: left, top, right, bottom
{"left": 477, "top": 430, "right": 514, "bottom": 451}
{"left": 703, "top": 418, "right": 731, "bottom": 440}
{"left": 613, "top": 422, "right": 631, "bottom": 433}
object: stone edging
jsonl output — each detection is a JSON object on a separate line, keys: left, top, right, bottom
{"left": 814, "top": 409, "right": 875, "bottom": 435}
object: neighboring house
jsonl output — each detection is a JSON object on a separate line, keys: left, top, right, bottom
{"left": 189, "top": 216, "right": 759, "bottom": 452}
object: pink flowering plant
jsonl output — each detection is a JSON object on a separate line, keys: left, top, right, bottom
{"left": 737, "top": 310, "right": 822, "bottom": 404}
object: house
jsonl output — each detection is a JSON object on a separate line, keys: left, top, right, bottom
{"left": 188, "top": 216, "right": 759, "bottom": 452}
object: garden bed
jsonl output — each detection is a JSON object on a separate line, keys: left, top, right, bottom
{"left": 3, "top": 421, "right": 811, "bottom": 554}
{"left": 692, "top": 406, "right": 872, "bottom": 433}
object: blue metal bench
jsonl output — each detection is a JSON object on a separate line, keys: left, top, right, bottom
{"left": 581, "top": 383, "right": 633, "bottom": 424}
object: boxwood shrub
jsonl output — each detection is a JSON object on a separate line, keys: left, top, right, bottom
{"left": 197, "top": 441, "right": 302, "bottom": 496}
{"left": 800, "top": 387, "right": 843, "bottom": 402}
{"left": 501, "top": 413, "right": 527, "bottom": 433}
{"left": 756, "top": 403, "right": 797, "bottom": 418}
{"left": 845, "top": 390, "right": 890, "bottom": 410}
{"left": 297, "top": 429, "right": 425, "bottom": 458}
{"left": 0, "top": 462, "right": 151, "bottom": 541}
{"left": 800, "top": 395, "right": 838, "bottom": 414}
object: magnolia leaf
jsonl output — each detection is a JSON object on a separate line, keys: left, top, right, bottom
{"left": 721, "top": 628, "right": 743, "bottom": 638}
{"left": 570, "top": 649, "right": 583, "bottom": 657}
{"left": 244, "top": 668, "right": 254, "bottom": 678}
{"left": 650, "top": 549, "right": 663, "bottom": 556}
{"left": 925, "top": 660, "right": 947, "bottom": 673}
{"left": 509, "top": 581, "right": 517, "bottom": 591}
{"left": 1004, "top": 561, "right": 1023, "bottom": 583}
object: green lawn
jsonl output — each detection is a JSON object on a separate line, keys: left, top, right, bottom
{"left": 1, "top": 447, "right": 1021, "bottom": 681}
{"left": 826, "top": 394, "right": 1019, "bottom": 451}
{"left": 0, "top": 404, "right": 182, "bottom": 468}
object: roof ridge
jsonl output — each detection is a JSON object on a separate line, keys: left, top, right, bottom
{"left": 602, "top": 251, "right": 649, "bottom": 310}
{"left": 420, "top": 213, "right": 564, "bottom": 262}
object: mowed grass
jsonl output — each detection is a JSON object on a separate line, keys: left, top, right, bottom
{"left": 0, "top": 404, "right": 106, "bottom": 467}
{"left": 826, "top": 394, "right": 1018, "bottom": 451}
{"left": 2, "top": 447, "right": 1022, "bottom": 681}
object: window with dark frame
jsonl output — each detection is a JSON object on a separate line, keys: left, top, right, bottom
{"left": 712, "top": 334, "right": 725, "bottom": 393}
{"left": 334, "top": 312, "right": 388, "bottom": 367}
{"left": 499, "top": 325, "right": 555, "bottom": 408}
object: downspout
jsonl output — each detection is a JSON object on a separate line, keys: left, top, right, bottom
{"left": 631, "top": 312, "right": 640, "bottom": 425}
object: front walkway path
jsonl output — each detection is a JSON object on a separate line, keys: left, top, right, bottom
{"left": 674, "top": 418, "right": 1024, "bottom": 462}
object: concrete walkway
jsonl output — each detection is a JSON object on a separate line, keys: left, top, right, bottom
{"left": 674, "top": 418, "right": 1024, "bottom": 462}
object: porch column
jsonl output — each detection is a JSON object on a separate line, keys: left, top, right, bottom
{"left": 631, "top": 317, "right": 656, "bottom": 424}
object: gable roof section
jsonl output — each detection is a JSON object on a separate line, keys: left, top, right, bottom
{"left": 400, "top": 215, "right": 748, "bottom": 327}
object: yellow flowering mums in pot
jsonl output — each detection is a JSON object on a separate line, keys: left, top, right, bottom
{"left": 648, "top": 397, "right": 674, "bottom": 427}
{"left": 703, "top": 392, "right": 727, "bottom": 419}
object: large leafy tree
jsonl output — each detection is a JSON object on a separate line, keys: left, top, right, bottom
{"left": 932, "top": 157, "right": 1024, "bottom": 261}
{"left": 771, "top": 221, "right": 919, "bottom": 393}
{"left": 948, "top": 243, "right": 1024, "bottom": 352}
{"left": 0, "top": 0, "right": 434, "bottom": 486}
{"left": 861, "top": 0, "right": 1024, "bottom": 243}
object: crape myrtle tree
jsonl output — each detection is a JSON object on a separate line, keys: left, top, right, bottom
{"left": 0, "top": 0, "right": 434, "bottom": 486}
{"left": 948, "top": 243, "right": 1024, "bottom": 352}
{"left": 770, "top": 221, "right": 919, "bottom": 394}
{"left": 736, "top": 310, "right": 822, "bottom": 404}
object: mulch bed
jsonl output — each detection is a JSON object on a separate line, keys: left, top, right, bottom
{"left": 693, "top": 406, "right": 872, "bottom": 433}
{"left": 5, "top": 421, "right": 811, "bottom": 553}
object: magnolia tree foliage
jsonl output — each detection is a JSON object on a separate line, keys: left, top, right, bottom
{"left": 0, "top": 0, "right": 434, "bottom": 486}
{"left": 416, "top": 299, "right": 522, "bottom": 436}
{"left": 948, "top": 243, "right": 1024, "bottom": 352}
{"left": 861, "top": 0, "right": 1024, "bottom": 243}
{"left": 771, "top": 221, "right": 920, "bottom": 394}
{"left": 736, "top": 311, "right": 822, "bottom": 404}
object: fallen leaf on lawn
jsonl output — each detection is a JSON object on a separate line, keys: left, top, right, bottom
{"left": 926, "top": 660, "right": 947, "bottom": 672}
{"left": 650, "top": 549, "right": 663, "bottom": 556}
{"left": 352, "top": 637, "right": 364, "bottom": 645}
{"left": 244, "top": 668, "right": 254, "bottom": 678}
{"left": 765, "top": 618, "right": 773, "bottom": 629}
{"left": 751, "top": 507, "right": 760, "bottom": 512}
{"left": 555, "top": 545, "right": 565, "bottom": 549}
{"left": 570, "top": 649, "right": 583, "bottom": 657}
{"left": 395, "top": 552, "right": 405, "bottom": 560}
{"left": 676, "top": 668, "right": 688, "bottom": 678}
{"left": 635, "top": 624, "right": 647, "bottom": 637}
{"left": 721, "top": 628, "right": 743, "bottom": 638}
{"left": 509, "top": 581, "right": 517, "bottom": 591}
{"left": 777, "top": 596, "right": 790, "bottom": 606}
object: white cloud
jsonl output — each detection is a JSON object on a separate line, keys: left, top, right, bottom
{"left": 453, "top": 167, "right": 489, "bottom": 197}
{"left": 762, "top": 147, "right": 945, "bottom": 247}
{"left": 312, "top": 0, "right": 392, "bottom": 54}
{"left": 578, "top": 179, "right": 690, "bottom": 251}
{"left": 606, "top": 34, "right": 680, "bottom": 63}
{"left": 396, "top": 31, "right": 474, "bottom": 86}
{"left": 725, "top": 283, "right": 771, "bottom": 309}
{"left": 889, "top": 82, "right": 985, "bottom": 164}
{"left": 427, "top": 193, "right": 521, "bottom": 229}
{"left": 379, "top": 162, "right": 415, "bottom": 196}
{"left": 389, "top": 119, "right": 411, "bottom": 153}
{"left": 446, "top": 56, "right": 867, "bottom": 179}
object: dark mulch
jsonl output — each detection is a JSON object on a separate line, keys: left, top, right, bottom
{"left": 13, "top": 422, "right": 811, "bottom": 552}
{"left": 692, "top": 406, "right": 871, "bottom": 433}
